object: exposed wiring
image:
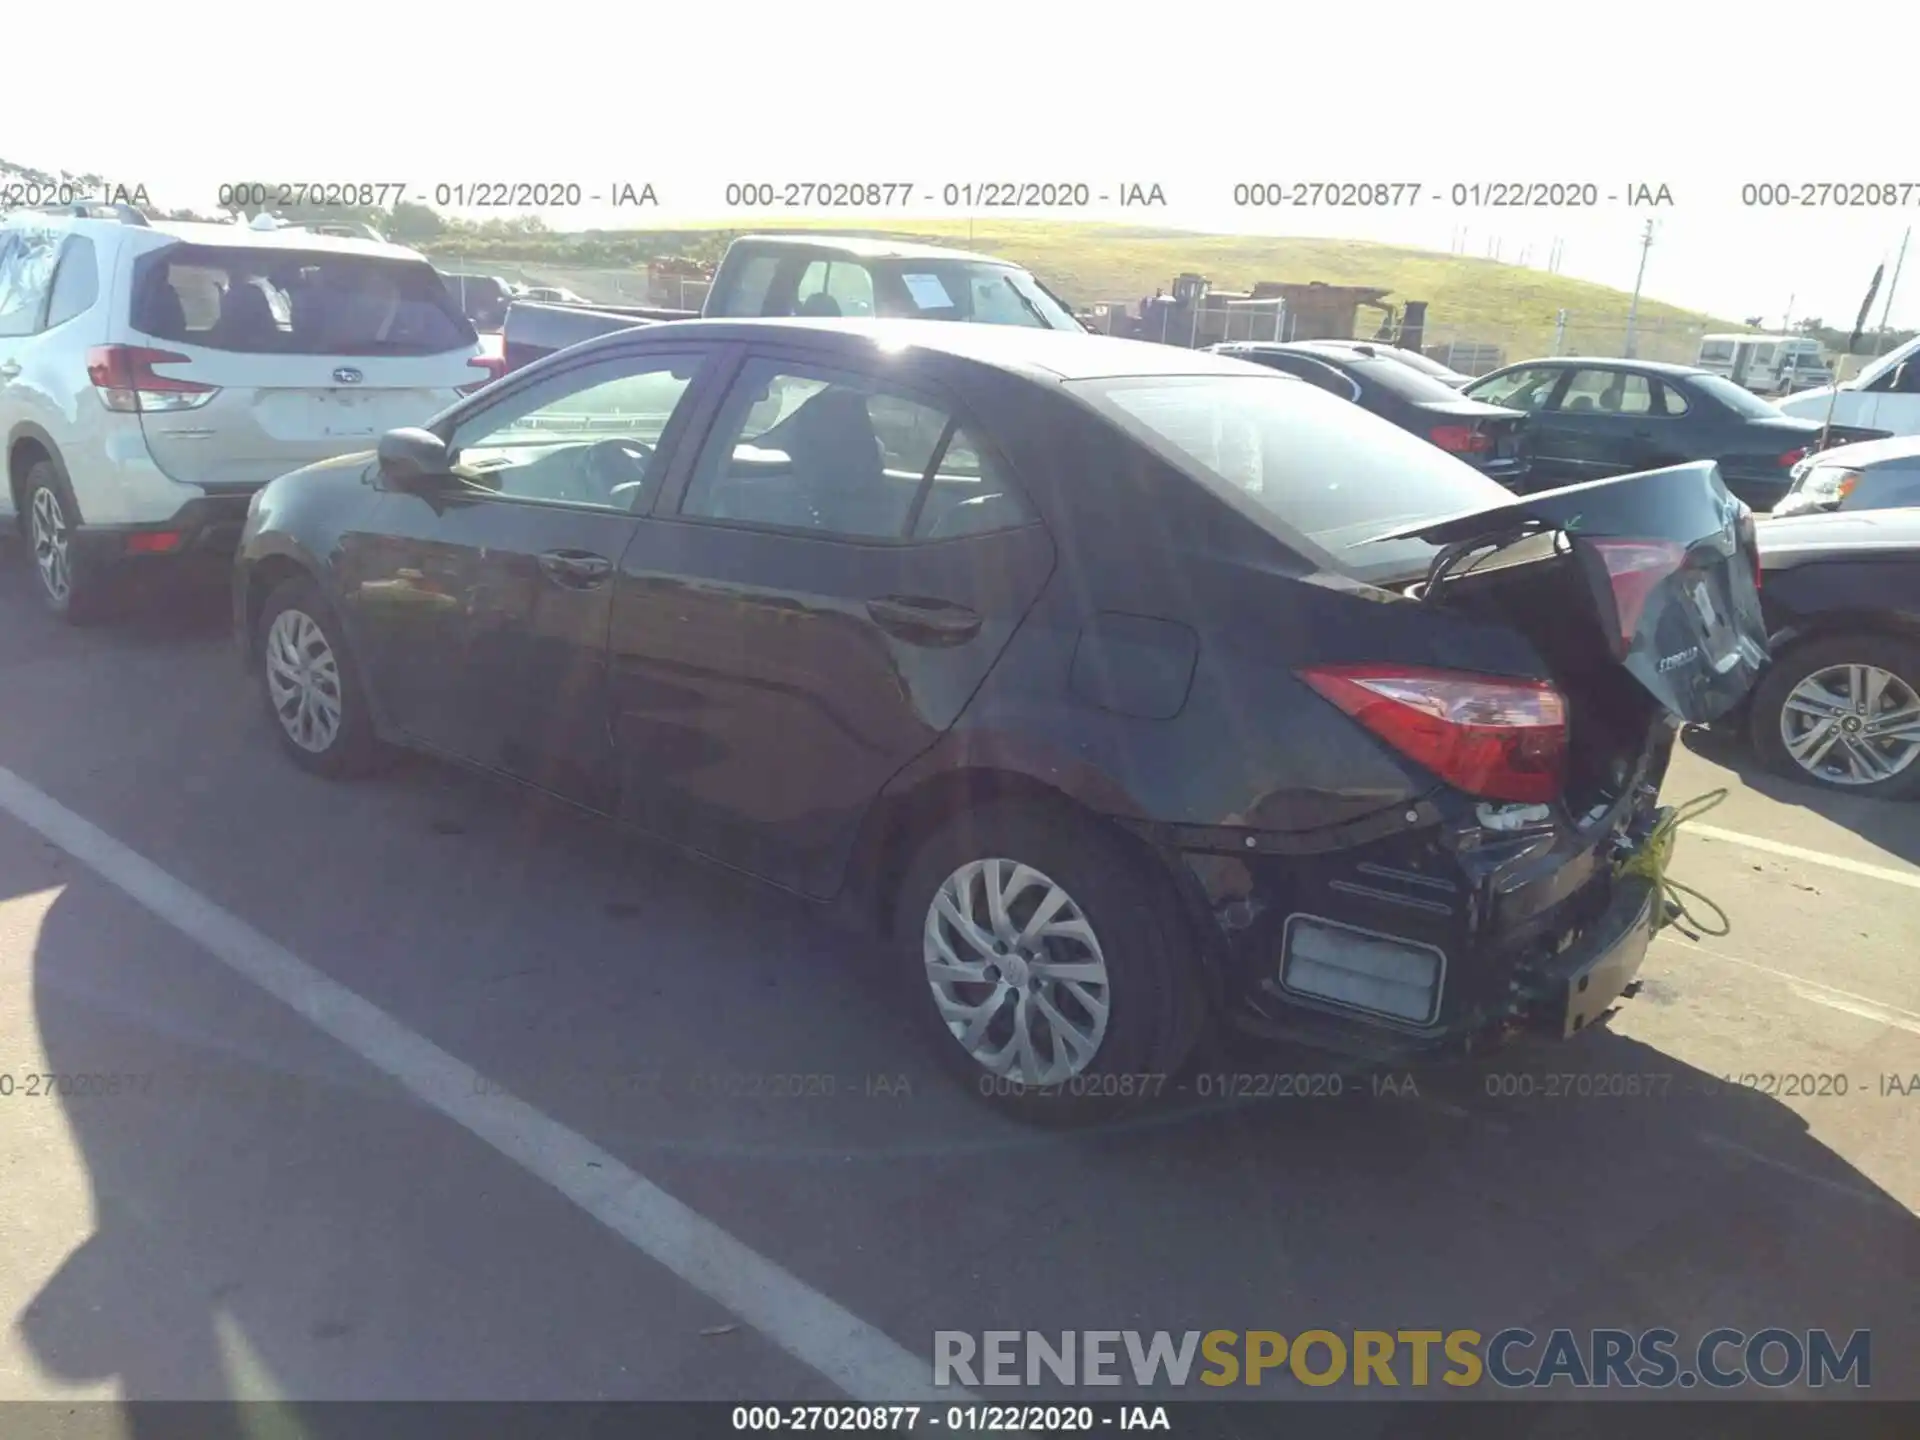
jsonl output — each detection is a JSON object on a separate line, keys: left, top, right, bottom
{"left": 1618, "top": 788, "right": 1730, "bottom": 939}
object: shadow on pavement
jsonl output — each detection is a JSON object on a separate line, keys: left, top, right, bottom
{"left": 1680, "top": 722, "right": 1920, "bottom": 867}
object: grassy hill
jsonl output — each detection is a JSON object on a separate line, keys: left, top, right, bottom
{"left": 427, "top": 219, "right": 1741, "bottom": 366}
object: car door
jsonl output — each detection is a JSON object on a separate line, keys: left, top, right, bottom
{"left": 1464, "top": 365, "right": 1571, "bottom": 485}
{"left": 0, "top": 227, "right": 59, "bottom": 499}
{"left": 607, "top": 347, "right": 1056, "bottom": 899}
{"left": 342, "top": 347, "right": 719, "bottom": 810}
{"left": 1529, "top": 366, "right": 1667, "bottom": 482}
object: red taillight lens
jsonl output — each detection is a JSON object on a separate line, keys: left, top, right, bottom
{"left": 1430, "top": 424, "right": 1492, "bottom": 454}
{"left": 87, "top": 345, "right": 219, "bottom": 413}
{"left": 1777, "top": 447, "right": 1808, "bottom": 469}
{"left": 460, "top": 353, "right": 509, "bottom": 395}
{"left": 1589, "top": 538, "right": 1689, "bottom": 650}
{"left": 124, "top": 531, "right": 183, "bottom": 554}
{"left": 1299, "top": 665, "right": 1568, "bottom": 804}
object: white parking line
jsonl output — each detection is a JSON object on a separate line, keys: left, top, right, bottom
{"left": 1657, "top": 935, "right": 1920, "bottom": 1037}
{"left": 1687, "top": 824, "right": 1920, "bottom": 891}
{"left": 0, "top": 764, "right": 949, "bottom": 1403}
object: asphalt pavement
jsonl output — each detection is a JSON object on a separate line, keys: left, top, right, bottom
{"left": 0, "top": 539, "right": 1915, "bottom": 1412}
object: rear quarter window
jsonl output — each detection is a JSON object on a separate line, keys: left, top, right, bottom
{"left": 131, "top": 245, "right": 476, "bottom": 355}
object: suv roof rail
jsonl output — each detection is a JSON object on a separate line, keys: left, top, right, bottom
{"left": 25, "top": 201, "right": 150, "bottom": 226}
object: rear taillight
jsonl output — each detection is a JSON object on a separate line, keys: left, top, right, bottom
{"left": 1777, "top": 447, "right": 1808, "bottom": 469}
{"left": 86, "top": 345, "right": 219, "bottom": 413}
{"left": 1299, "top": 665, "right": 1568, "bottom": 804}
{"left": 460, "top": 354, "right": 509, "bottom": 395}
{"left": 1430, "top": 424, "right": 1492, "bottom": 455}
{"left": 1589, "top": 538, "right": 1689, "bottom": 650}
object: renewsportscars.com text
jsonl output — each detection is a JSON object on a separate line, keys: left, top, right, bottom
{"left": 932, "top": 1328, "right": 1871, "bottom": 1390}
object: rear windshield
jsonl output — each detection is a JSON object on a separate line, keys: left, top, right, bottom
{"left": 1076, "top": 374, "right": 1513, "bottom": 573}
{"left": 1336, "top": 354, "right": 1469, "bottom": 402}
{"left": 1687, "top": 373, "right": 1784, "bottom": 419}
{"left": 131, "top": 245, "right": 476, "bottom": 356}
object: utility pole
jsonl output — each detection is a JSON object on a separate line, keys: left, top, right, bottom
{"left": 1623, "top": 218, "right": 1656, "bottom": 357}
{"left": 1872, "top": 226, "right": 1910, "bottom": 358}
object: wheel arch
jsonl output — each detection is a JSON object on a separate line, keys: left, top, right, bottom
{"left": 1768, "top": 608, "right": 1920, "bottom": 661}
{"left": 7, "top": 424, "right": 70, "bottom": 525}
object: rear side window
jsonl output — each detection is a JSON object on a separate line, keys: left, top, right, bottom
{"left": 710, "top": 253, "right": 784, "bottom": 317}
{"left": 1699, "top": 340, "right": 1736, "bottom": 363}
{"left": 0, "top": 226, "right": 60, "bottom": 338}
{"left": 1468, "top": 365, "right": 1562, "bottom": 412}
{"left": 130, "top": 245, "right": 476, "bottom": 355}
{"left": 1080, "top": 374, "right": 1511, "bottom": 565}
{"left": 1558, "top": 369, "right": 1655, "bottom": 415}
{"left": 44, "top": 236, "right": 100, "bottom": 328}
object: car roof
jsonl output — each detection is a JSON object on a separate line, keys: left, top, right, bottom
{"left": 730, "top": 233, "right": 1022, "bottom": 265}
{"left": 595, "top": 317, "right": 1277, "bottom": 381}
{"left": 1494, "top": 356, "right": 1711, "bottom": 379}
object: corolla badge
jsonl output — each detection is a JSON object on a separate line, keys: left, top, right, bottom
{"left": 333, "top": 367, "right": 364, "bottom": 384}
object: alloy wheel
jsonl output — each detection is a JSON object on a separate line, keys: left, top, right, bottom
{"left": 264, "top": 609, "right": 345, "bottom": 753}
{"left": 922, "top": 858, "right": 1111, "bottom": 1086}
{"left": 1778, "top": 662, "right": 1920, "bottom": 786}
{"left": 29, "top": 487, "right": 70, "bottom": 604}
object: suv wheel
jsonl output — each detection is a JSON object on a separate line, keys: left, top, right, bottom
{"left": 257, "top": 577, "right": 383, "bottom": 778}
{"left": 24, "top": 462, "right": 110, "bottom": 624}
{"left": 1751, "top": 633, "right": 1920, "bottom": 799}
{"left": 894, "top": 800, "right": 1208, "bottom": 1125}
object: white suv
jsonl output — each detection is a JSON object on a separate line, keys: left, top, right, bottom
{"left": 0, "top": 206, "right": 501, "bottom": 621}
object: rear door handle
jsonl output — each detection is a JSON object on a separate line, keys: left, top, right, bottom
{"left": 537, "top": 550, "right": 614, "bottom": 588}
{"left": 866, "top": 595, "right": 982, "bottom": 644}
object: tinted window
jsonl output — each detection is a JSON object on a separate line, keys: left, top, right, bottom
{"left": 1698, "top": 340, "right": 1736, "bottom": 363}
{"left": 1890, "top": 360, "right": 1920, "bottom": 395}
{"left": 131, "top": 245, "right": 476, "bottom": 355}
{"left": 44, "top": 235, "right": 99, "bottom": 328}
{"left": 1243, "top": 351, "right": 1353, "bottom": 396}
{"left": 0, "top": 226, "right": 59, "bottom": 337}
{"left": 447, "top": 354, "right": 701, "bottom": 509}
{"left": 1337, "top": 355, "right": 1466, "bottom": 402}
{"left": 681, "top": 360, "right": 1030, "bottom": 540}
{"left": 1687, "top": 373, "right": 1784, "bottom": 418}
{"left": 1654, "top": 379, "right": 1691, "bottom": 417}
{"left": 1079, "top": 374, "right": 1511, "bottom": 571}
{"left": 1558, "top": 368, "right": 1656, "bottom": 415}
{"left": 1468, "top": 365, "right": 1563, "bottom": 412}
{"left": 709, "top": 253, "right": 785, "bottom": 317}
{"left": 795, "top": 260, "right": 877, "bottom": 318}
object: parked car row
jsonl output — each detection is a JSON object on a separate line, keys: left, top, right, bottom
{"left": 8, "top": 207, "right": 1920, "bottom": 1121}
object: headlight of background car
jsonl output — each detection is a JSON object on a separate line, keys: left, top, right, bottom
{"left": 1798, "top": 466, "right": 1861, "bottom": 505}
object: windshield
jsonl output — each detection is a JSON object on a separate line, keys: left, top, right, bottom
{"left": 1687, "top": 373, "right": 1787, "bottom": 419}
{"left": 879, "top": 261, "right": 1079, "bottom": 329}
{"left": 1075, "top": 374, "right": 1513, "bottom": 577}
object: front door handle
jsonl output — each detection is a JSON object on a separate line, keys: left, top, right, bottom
{"left": 0, "top": 361, "right": 20, "bottom": 381}
{"left": 537, "top": 550, "right": 613, "bottom": 588}
{"left": 866, "top": 595, "right": 982, "bottom": 644}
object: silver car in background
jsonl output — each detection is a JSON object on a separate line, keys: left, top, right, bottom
{"left": 1775, "top": 434, "right": 1920, "bottom": 517}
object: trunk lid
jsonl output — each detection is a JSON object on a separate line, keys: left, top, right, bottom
{"left": 1413, "top": 398, "right": 1530, "bottom": 483}
{"left": 1368, "top": 462, "right": 1770, "bottom": 724}
{"left": 126, "top": 242, "right": 485, "bottom": 488}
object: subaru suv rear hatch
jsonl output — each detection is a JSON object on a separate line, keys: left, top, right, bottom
{"left": 120, "top": 244, "right": 487, "bottom": 488}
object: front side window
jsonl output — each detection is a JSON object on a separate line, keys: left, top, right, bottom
{"left": 131, "top": 245, "right": 476, "bottom": 355}
{"left": 43, "top": 236, "right": 100, "bottom": 328}
{"left": 1557, "top": 369, "right": 1655, "bottom": 415}
{"left": 794, "top": 260, "right": 877, "bottom": 318}
{"left": 447, "top": 354, "right": 703, "bottom": 509}
{"left": 679, "top": 359, "right": 1030, "bottom": 540}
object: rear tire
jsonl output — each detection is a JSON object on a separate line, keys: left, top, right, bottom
{"left": 255, "top": 576, "right": 384, "bottom": 779}
{"left": 23, "top": 462, "right": 113, "bottom": 625}
{"left": 1751, "top": 633, "right": 1920, "bottom": 800}
{"left": 893, "top": 799, "right": 1209, "bottom": 1126}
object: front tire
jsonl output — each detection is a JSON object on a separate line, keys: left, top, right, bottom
{"left": 893, "top": 800, "right": 1208, "bottom": 1125}
{"left": 24, "top": 462, "right": 112, "bottom": 624}
{"left": 1751, "top": 633, "right": 1920, "bottom": 799}
{"left": 256, "top": 577, "right": 383, "bottom": 779}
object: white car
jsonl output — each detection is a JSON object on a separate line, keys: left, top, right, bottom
{"left": 0, "top": 206, "right": 503, "bottom": 621}
{"left": 1776, "top": 334, "right": 1920, "bottom": 438}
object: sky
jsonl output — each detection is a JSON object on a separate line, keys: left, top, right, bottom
{"left": 10, "top": 1, "right": 1918, "bottom": 330}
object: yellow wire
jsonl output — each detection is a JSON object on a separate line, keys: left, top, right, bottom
{"left": 1614, "top": 788, "right": 1731, "bottom": 938}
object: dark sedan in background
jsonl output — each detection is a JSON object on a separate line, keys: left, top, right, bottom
{"left": 233, "top": 319, "right": 1766, "bottom": 1123}
{"left": 1313, "top": 339, "right": 1476, "bottom": 389}
{"left": 1736, "top": 507, "right": 1920, "bottom": 799}
{"left": 1208, "top": 340, "right": 1531, "bottom": 487}
{"left": 1463, "top": 357, "right": 1892, "bottom": 510}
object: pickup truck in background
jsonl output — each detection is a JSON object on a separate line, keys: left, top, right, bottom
{"left": 500, "top": 233, "right": 1084, "bottom": 371}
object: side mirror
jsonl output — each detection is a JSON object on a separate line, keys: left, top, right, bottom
{"left": 377, "top": 428, "right": 451, "bottom": 490}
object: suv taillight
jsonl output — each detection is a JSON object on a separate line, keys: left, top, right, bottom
{"left": 460, "top": 354, "right": 509, "bottom": 395}
{"left": 1589, "top": 538, "right": 1690, "bottom": 651}
{"left": 1777, "top": 447, "right": 1809, "bottom": 469}
{"left": 87, "top": 345, "right": 219, "bottom": 413}
{"left": 1430, "top": 423, "right": 1492, "bottom": 455}
{"left": 1299, "top": 665, "right": 1568, "bottom": 804}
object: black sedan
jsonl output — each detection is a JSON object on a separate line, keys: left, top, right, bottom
{"left": 1461, "top": 356, "right": 1881, "bottom": 511}
{"left": 1208, "top": 340, "right": 1531, "bottom": 487}
{"left": 1738, "top": 508, "right": 1920, "bottom": 799}
{"left": 233, "top": 319, "right": 1767, "bottom": 1123}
